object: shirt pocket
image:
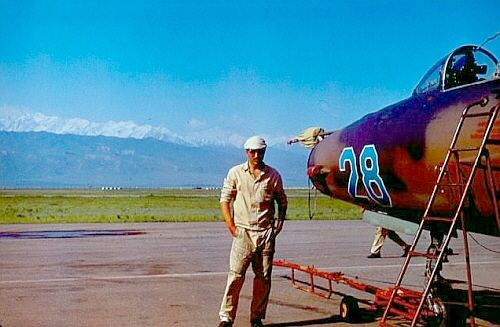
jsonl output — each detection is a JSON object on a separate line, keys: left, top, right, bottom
{"left": 258, "top": 185, "right": 273, "bottom": 204}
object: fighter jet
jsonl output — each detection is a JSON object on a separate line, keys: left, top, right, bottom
{"left": 286, "top": 42, "right": 500, "bottom": 326}
{"left": 306, "top": 44, "right": 500, "bottom": 238}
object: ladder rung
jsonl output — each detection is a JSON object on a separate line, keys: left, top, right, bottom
{"left": 450, "top": 146, "right": 481, "bottom": 152}
{"left": 437, "top": 182, "right": 465, "bottom": 187}
{"left": 463, "top": 111, "right": 492, "bottom": 118}
{"left": 423, "top": 216, "right": 454, "bottom": 223}
{"left": 408, "top": 251, "right": 438, "bottom": 259}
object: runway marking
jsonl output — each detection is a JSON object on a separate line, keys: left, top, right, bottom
{"left": 1, "top": 261, "right": 498, "bottom": 285}
{"left": 0, "top": 271, "right": 227, "bottom": 285}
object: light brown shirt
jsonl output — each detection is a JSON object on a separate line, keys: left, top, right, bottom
{"left": 220, "top": 162, "right": 287, "bottom": 231}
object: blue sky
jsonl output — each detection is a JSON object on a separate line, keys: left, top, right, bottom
{"left": 1, "top": 1, "right": 499, "bottom": 144}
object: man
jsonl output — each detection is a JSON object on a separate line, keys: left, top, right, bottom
{"left": 367, "top": 227, "right": 410, "bottom": 258}
{"left": 218, "top": 136, "right": 287, "bottom": 327}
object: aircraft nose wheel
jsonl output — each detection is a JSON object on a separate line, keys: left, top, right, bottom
{"left": 339, "top": 295, "right": 359, "bottom": 322}
{"left": 423, "top": 297, "right": 448, "bottom": 327}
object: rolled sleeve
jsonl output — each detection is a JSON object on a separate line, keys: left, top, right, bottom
{"left": 220, "top": 168, "right": 237, "bottom": 203}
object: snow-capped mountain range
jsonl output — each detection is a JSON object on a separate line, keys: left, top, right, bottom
{"left": 0, "top": 109, "right": 309, "bottom": 187}
{"left": 0, "top": 130, "right": 308, "bottom": 188}
{"left": 0, "top": 109, "right": 287, "bottom": 148}
{"left": 0, "top": 110, "right": 199, "bottom": 146}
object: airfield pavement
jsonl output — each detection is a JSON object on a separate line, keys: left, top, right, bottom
{"left": 1, "top": 220, "right": 499, "bottom": 327}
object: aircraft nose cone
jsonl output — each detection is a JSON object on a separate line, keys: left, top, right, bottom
{"left": 305, "top": 130, "right": 342, "bottom": 197}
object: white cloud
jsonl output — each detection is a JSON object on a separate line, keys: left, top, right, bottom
{"left": 186, "top": 118, "right": 207, "bottom": 129}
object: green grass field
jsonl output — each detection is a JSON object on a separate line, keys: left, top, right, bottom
{"left": 0, "top": 188, "right": 362, "bottom": 224}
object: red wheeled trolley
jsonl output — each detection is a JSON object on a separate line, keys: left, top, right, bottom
{"left": 272, "top": 260, "right": 444, "bottom": 325}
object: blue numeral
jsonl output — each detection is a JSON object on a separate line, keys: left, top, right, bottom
{"left": 339, "top": 147, "right": 367, "bottom": 200}
{"left": 360, "top": 145, "right": 391, "bottom": 206}
{"left": 339, "top": 145, "right": 392, "bottom": 206}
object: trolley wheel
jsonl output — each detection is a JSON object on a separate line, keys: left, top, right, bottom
{"left": 340, "top": 295, "right": 359, "bottom": 322}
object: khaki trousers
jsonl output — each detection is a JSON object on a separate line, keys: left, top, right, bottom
{"left": 219, "top": 227, "right": 275, "bottom": 322}
{"left": 370, "top": 226, "right": 407, "bottom": 254}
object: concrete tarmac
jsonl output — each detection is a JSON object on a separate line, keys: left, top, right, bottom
{"left": 1, "top": 221, "right": 499, "bottom": 327}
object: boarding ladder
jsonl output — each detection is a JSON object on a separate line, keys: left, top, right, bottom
{"left": 379, "top": 95, "right": 500, "bottom": 327}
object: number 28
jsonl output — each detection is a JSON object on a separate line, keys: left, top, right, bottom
{"left": 339, "top": 145, "right": 392, "bottom": 206}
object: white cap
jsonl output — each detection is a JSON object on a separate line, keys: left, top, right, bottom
{"left": 244, "top": 136, "right": 267, "bottom": 150}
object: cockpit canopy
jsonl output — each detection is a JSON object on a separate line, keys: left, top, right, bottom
{"left": 414, "top": 45, "right": 500, "bottom": 95}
